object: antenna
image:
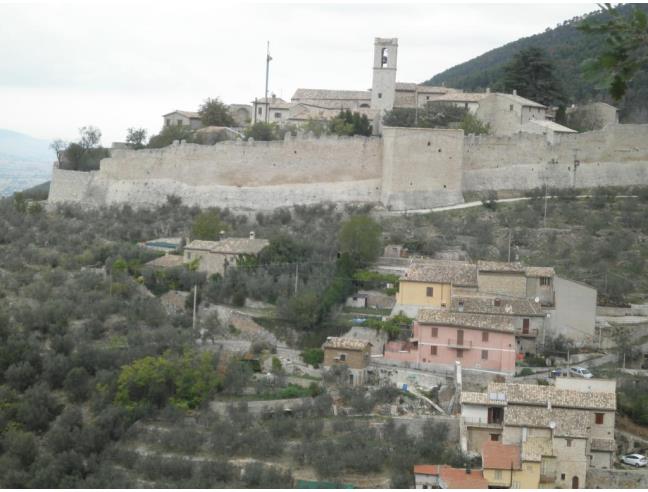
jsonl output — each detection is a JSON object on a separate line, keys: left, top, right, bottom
{"left": 265, "top": 41, "right": 272, "bottom": 125}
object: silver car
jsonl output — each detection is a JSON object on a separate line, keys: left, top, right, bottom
{"left": 621, "top": 454, "right": 648, "bottom": 467}
{"left": 569, "top": 366, "right": 593, "bottom": 379}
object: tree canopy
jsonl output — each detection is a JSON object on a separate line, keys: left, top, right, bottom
{"left": 191, "top": 209, "right": 228, "bottom": 241}
{"left": 329, "top": 110, "right": 372, "bottom": 136}
{"left": 338, "top": 215, "right": 382, "bottom": 266}
{"left": 500, "top": 46, "right": 566, "bottom": 106}
{"left": 199, "top": 98, "right": 235, "bottom": 127}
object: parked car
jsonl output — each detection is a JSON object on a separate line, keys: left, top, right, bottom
{"left": 569, "top": 366, "right": 593, "bottom": 378}
{"left": 550, "top": 368, "right": 565, "bottom": 378}
{"left": 621, "top": 454, "right": 648, "bottom": 467}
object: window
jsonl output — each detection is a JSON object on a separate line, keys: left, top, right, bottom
{"left": 494, "top": 298, "right": 501, "bottom": 307}
{"left": 561, "top": 473, "right": 565, "bottom": 480}
{"left": 464, "top": 102, "right": 469, "bottom": 109}
{"left": 339, "top": 353, "right": 346, "bottom": 361}
{"left": 430, "top": 346, "right": 437, "bottom": 356}
{"left": 523, "top": 318, "right": 530, "bottom": 334}
{"left": 482, "top": 331, "right": 489, "bottom": 342}
{"left": 495, "top": 470, "right": 502, "bottom": 480}
{"left": 177, "top": 120, "right": 183, "bottom": 126}
{"left": 431, "top": 327, "right": 438, "bottom": 338}
{"left": 482, "top": 350, "right": 488, "bottom": 360}
{"left": 540, "top": 276, "right": 552, "bottom": 286}
{"left": 566, "top": 438, "right": 572, "bottom": 447}
{"left": 378, "top": 93, "right": 382, "bottom": 99}
{"left": 165, "top": 118, "right": 171, "bottom": 127}
{"left": 512, "top": 481, "right": 520, "bottom": 489}
{"left": 426, "top": 287, "right": 434, "bottom": 297}
{"left": 381, "top": 47, "right": 389, "bottom": 67}
{"left": 456, "top": 349, "right": 463, "bottom": 358}
{"left": 595, "top": 413, "right": 604, "bottom": 424}
{"left": 187, "top": 252, "right": 191, "bottom": 259}
{"left": 458, "top": 301, "right": 464, "bottom": 312}
{"left": 490, "top": 433, "right": 499, "bottom": 441}
{"left": 274, "top": 112, "right": 282, "bottom": 119}
{"left": 509, "top": 104, "right": 514, "bottom": 111}
{"left": 426, "top": 96, "right": 430, "bottom": 100}
{"left": 258, "top": 107, "right": 262, "bottom": 115}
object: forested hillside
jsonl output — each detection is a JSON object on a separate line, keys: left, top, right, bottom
{"left": 424, "top": 4, "right": 648, "bottom": 123}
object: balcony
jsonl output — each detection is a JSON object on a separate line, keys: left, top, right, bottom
{"left": 515, "top": 327, "right": 539, "bottom": 338}
{"left": 447, "top": 338, "right": 473, "bottom": 349}
{"left": 461, "top": 416, "right": 503, "bottom": 429}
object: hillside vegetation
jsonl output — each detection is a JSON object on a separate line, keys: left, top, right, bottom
{"left": 424, "top": 4, "right": 648, "bottom": 123}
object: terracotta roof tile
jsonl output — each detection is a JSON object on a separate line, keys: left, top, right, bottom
{"left": 488, "top": 382, "right": 616, "bottom": 410}
{"left": 402, "top": 260, "right": 478, "bottom": 287}
{"left": 439, "top": 466, "right": 488, "bottom": 489}
{"left": 482, "top": 441, "right": 521, "bottom": 470}
{"left": 417, "top": 310, "right": 515, "bottom": 333}
{"left": 477, "top": 261, "right": 525, "bottom": 273}
{"left": 450, "top": 295, "right": 543, "bottom": 316}
{"left": 323, "top": 337, "right": 371, "bottom": 351}
{"left": 185, "top": 238, "right": 269, "bottom": 255}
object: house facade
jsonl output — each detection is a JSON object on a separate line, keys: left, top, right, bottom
{"left": 460, "top": 381, "right": 616, "bottom": 488}
{"left": 383, "top": 310, "right": 517, "bottom": 374}
{"left": 413, "top": 464, "right": 488, "bottom": 489}
{"left": 162, "top": 110, "right": 203, "bottom": 130}
{"left": 476, "top": 92, "right": 548, "bottom": 136}
{"left": 252, "top": 95, "right": 292, "bottom": 125}
{"left": 322, "top": 337, "right": 371, "bottom": 386}
{"left": 183, "top": 234, "right": 269, "bottom": 276}
{"left": 481, "top": 441, "right": 541, "bottom": 489}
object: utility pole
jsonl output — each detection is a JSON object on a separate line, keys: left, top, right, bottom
{"left": 507, "top": 228, "right": 512, "bottom": 263}
{"left": 294, "top": 263, "right": 299, "bottom": 295}
{"left": 265, "top": 41, "right": 272, "bottom": 125}
{"left": 192, "top": 283, "right": 198, "bottom": 334}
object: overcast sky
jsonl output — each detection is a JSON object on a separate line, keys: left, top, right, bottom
{"left": 0, "top": 1, "right": 598, "bottom": 144}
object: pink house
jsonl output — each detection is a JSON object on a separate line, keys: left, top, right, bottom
{"left": 383, "top": 310, "right": 517, "bottom": 374}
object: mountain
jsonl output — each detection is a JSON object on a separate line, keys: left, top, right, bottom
{"left": 0, "top": 129, "right": 53, "bottom": 196}
{"left": 424, "top": 4, "right": 648, "bottom": 123}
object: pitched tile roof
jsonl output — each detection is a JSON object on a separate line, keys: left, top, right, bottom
{"left": 417, "top": 310, "right": 516, "bottom": 333}
{"left": 482, "top": 441, "right": 521, "bottom": 470}
{"left": 402, "top": 260, "right": 478, "bottom": 287}
{"left": 525, "top": 266, "right": 556, "bottom": 278}
{"left": 429, "top": 92, "right": 488, "bottom": 103}
{"left": 460, "top": 391, "right": 507, "bottom": 406}
{"left": 477, "top": 261, "right": 525, "bottom": 274}
{"left": 526, "top": 119, "right": 577, "bottom": 133}
{"left": 503, "top": 405, "right": 590, "bottom": 437}
{"left": 323, "top": 337, "right": 371, "bottom": 351}
{"left": 439, "top": 466, "right": 488, "bottom": 489}
{"left": 450, "top": 295, "right": 543, "bottom": 317}
{"left": 414, "top": 464, "right": 442, "bottom": 476}
{"left": 291, "top": 88, "right": 371, "bottom": 101}
{"left": 488, "top": 382, "right": 616, "bottom": 411}
{"left": 253, "top": 97, "right": 292, "bottom": 109}
{"left": 492, "top": 92, "right": 546, "bottom": 108}
{"left": 185, "top": 238, "right": 269, "bottom": 255}
{"left": 162, "top": 110, "right": 200, "bottom": 119}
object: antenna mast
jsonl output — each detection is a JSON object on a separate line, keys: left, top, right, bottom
{"left": 265, "top": 41, "right": 272, "bottom": 124}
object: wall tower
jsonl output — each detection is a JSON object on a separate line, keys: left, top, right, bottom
{"left": 371, "top": 37, "right": 398, "bottom": 134}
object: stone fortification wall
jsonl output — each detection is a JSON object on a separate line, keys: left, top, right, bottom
{"left": 102, "top": 134, "right": 382, "bottom": 187}
{"left": 463, "top": 124, "right": 648, "bottom": 191}
{"left": 381, "top": 127, "right": 464, "bottom": 209}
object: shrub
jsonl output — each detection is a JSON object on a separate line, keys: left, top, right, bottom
{"left": 300, "top": 348, "right": 324, "bottom": 367}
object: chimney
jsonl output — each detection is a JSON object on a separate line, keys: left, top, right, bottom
{"left": 512, "top": 89, "right": 517, "bottom": 96}
{"left": 249, "top": 231, "right": 256, "bottom": 240}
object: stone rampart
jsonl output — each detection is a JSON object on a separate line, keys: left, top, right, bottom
{"left": 48, "top": 124, "right": 648, "bottom": 211}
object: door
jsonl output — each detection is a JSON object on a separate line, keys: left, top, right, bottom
{"left": 522, "top": 318, "right": 530, "bottom": 334}
{"left": 571, "top": 476, "right": 579, "bottom": 489}
{"left": 457, "top": 329, "right": 464, "bottom": 346}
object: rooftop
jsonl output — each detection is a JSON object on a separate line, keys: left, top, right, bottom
{"left": 144, "top": 254, "right": 185, "bottom": 269}
{"left": 417, "top": 310, "right": 515, "bottom": 333}
{"left": 185, "top": 237, "right": 269, "bottom": 255}
{"left": 253, "top": 96, "right": 292, "bottom": 109}
{"left": 441, "top": 466, "right": 488, "bottom": 489}
{"left": 481, "top": 441, "right": 521, "bottom": 470}
{"left": 477, "top": 260, "right": 525, "bottom": 274}
{"left": 163, "top": 110, "right": 200, "bottom": 119}
{"left": 291, "top": 88, "right": 371, "bottom": 101}
{"left": 487, "top": 382, "right": 616, "bottom": 410}
{"left": 429, "top": 92, "right": 488, "bottom": 103}
{"left": 526, "top": 119, "right": 577, "bottom": 133}
{"left": 503, "top": 405, "right": 590, "bottom": 438}
{"left": 450, "top": 295, "right": 543, "bottom": 317}
{"left": 323, "top": 337, "right": 371, "bottom": 351}
{"left": 525, "top": 266, "right": 556, "bottom": 278}
{"left": 402, "top": 260, "right": 478, "bottom": 287}
{"left": 491, "top": 92, "right": 546, "bottom": 109}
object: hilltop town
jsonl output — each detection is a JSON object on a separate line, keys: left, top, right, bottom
{"left": 3, "top": 4, "right": 648, "bottom": 489}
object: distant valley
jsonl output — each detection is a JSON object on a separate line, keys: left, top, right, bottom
{"left": 0, "top": 129, "right": 53, "bottom": 196}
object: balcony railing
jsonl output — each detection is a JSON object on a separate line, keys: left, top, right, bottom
{"left": 515, "top": 327, "right": 539, "bottom": 338}
{"left": 461, "top": 416, "right": 503, "bottom": 428}
{"left": 448, "top": 338, "right": 473, "bottom": 349}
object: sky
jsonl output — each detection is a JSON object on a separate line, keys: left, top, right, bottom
{"left": 0, "top": 1, "right": 599, "bottom": 145}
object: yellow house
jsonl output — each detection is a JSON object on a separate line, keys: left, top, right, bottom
{"left": 395, "top": 261, "right": 478, "bottom": 310}
{"left": 481, "top": 441, "right": 540, "bottom": 489}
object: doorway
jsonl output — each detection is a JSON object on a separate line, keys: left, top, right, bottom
{"left": 571, "top": 476, "right": 579, "bottom": 489}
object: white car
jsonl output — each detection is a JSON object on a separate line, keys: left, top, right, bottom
{"left": 569, "top": 366, "right": 593, "bottom": 378}
{"left": 621, "top": 454, "right": 648, "bottom": 467}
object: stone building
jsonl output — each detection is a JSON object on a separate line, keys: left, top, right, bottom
{"left": 481, "top": 441, "right": 541, "bottom": 489}
{"left": 460, "top": 381, "right": 616, "bottom": 488}
{"left": 567, "top": 102, "right": 618, "bottom": 131}
{"left": 383, "top": 309, "right": 517, "bottom": 374}
{"left": 183, "top": 234, "right": 269, "bottom": 276}
{"left": 476, "top": 92, "right": 548, "bottom": 136}
{"left": 251, "top": 95, "right": 292, "bottom": 125}
{"left": 322, "top": 337, "right": 372, "bottom": 386}
{"left": 521, "top": 119, "right": 577, "bottom": 143}
{"left": 163, "top": 110, "right": 203, "bottom": 130}
{"left": 228, "top": 104, "right": 252, "bottom": 126}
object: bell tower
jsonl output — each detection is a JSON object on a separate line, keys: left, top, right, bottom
{"left": 371, "top": 38, "right": 398, "bottom": 134}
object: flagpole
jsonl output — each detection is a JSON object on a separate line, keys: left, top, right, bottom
{"left": 265, "top": 41, "right": 271, "bottom": 124}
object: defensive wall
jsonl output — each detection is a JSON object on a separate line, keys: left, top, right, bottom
{"left": 48, "top": 124, "right": 648, "bottom": 211}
